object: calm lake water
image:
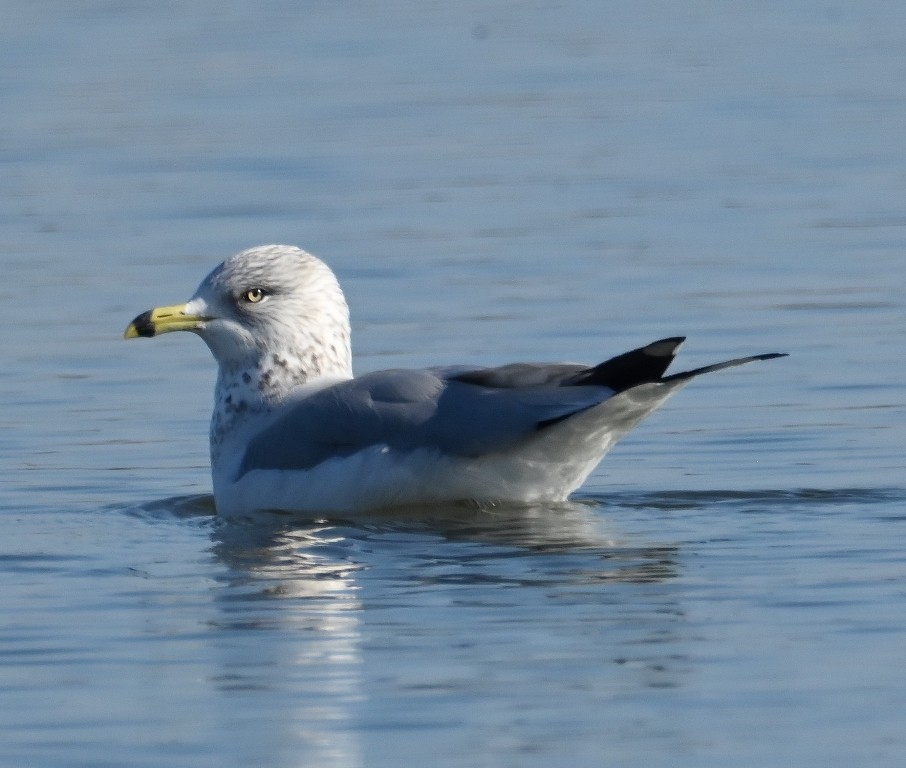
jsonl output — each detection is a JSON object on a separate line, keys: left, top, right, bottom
{"left": 2, "top": 2, "right": 905, "bottom": 766}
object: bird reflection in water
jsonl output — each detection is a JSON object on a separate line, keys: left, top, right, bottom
{"left": 136, "top": 494, "right": 685, "bottom": 764}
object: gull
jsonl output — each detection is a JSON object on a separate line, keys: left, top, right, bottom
{"left": 125, "top": 245, "right": 785, "bottom": 516}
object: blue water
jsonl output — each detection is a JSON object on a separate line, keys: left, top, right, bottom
{"left": 2, "top": 2, "right": 906, "bottom": 766}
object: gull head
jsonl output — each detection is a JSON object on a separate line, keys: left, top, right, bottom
{"left": 125, "top": 245, "right": 353, "bottom": 405}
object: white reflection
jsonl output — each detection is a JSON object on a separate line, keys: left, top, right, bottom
{"left": 210, "top": 516, "right": 365, "bottom": 768}
{"left": 202, "top": 498, "right": 682, "bottom": 767}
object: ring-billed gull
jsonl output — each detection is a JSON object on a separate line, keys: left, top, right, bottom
{"left": 124, "top": 245, "right": 785, "bottom": 515}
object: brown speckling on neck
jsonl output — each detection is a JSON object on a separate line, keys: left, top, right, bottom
{"left": 210, "top": 379, "right": 257, "bottom": 463}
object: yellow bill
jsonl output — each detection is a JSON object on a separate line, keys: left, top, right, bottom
{"left": 124, "top": 303, "right": 207, "bottom": 339}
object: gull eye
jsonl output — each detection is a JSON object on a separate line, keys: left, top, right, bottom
{"left": 242, "top": 288, "right": 267, "bottom": 304}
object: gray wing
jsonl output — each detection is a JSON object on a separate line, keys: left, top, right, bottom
{"left": 237, "top": 366, "right": 615, "bottom": 476}
{"left": 237, "top": 336, "right": 786, "bottom": 477}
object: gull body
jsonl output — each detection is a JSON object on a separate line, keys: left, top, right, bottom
{"left": 125, "top": 245, "right": 784, "bottom": 516}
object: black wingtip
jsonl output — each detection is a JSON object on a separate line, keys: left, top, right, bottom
{"left": 566, "top": 336, "right": 686, "bottom": 391}
{"left": 646, "top": 336, "right": 687, "bottom": 354}
{"left": 754, "top": 353, "right": 789, "bottom": 362}
{"left": 662, "top": 351, "right": 788, "bottom": 382}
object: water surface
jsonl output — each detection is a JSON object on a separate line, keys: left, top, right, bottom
{"left": 2, "top": 2, "right": 905, "bottom": 766}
